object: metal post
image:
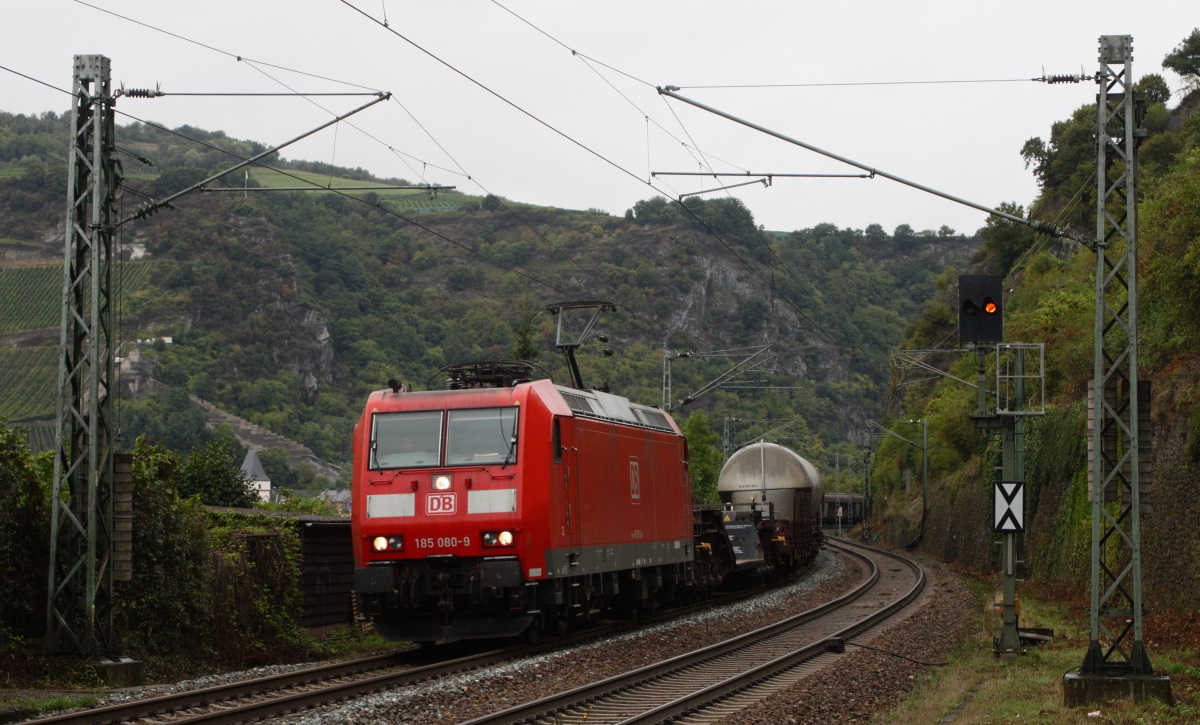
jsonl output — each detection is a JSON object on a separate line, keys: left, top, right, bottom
{"left": 45, "top": 55, "right": 119, "bottom": 656}
{"left": 662, "top": 349, "right": 671, "bottom": 411}
{"left": 1065, "top": 34, "right": 1170, "bottom": 706}
{"left": 920, "top": 419, "right": 928, "bottom": 529}
{"left": 996, "top": 351, "right": 1023, "bottom": 655}
{"left": 1085, "top": 34, "right": 1149, "bottom": 674}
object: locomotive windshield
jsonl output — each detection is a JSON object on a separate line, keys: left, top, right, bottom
{"left": 368, "top": 407, "right": 518, "bottom": 469}
{"left": 446, "top": 407, "right": 518, "bottom": 465}
{"left": 370, "top": 410, "right": 443, "bottom": 469}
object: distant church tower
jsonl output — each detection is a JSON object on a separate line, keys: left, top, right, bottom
{"left": 240, "top": 449, "right": 271, "bottom": 502}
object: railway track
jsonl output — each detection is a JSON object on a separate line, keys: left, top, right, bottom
{"left": 28, "top": 634, "right": 610, "bottom": 725}
{"left": 27, "top": 567, "right": 812, "bottom": 725}
{"left": 463, "top": 539, "right": 925, "bottom": 724}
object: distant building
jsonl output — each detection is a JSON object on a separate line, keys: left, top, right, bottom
{"left": 319, "top": 489, "right": 352, "bottom": 514}
{"left": 240, "top": 449, "right": 271, "bottom": 501}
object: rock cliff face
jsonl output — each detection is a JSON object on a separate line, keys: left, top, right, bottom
{"left": 121, "top": 353, "right": 344, "bottom": 482}
{"left": 299, "top": 308, "right": 334, "bottom": 393}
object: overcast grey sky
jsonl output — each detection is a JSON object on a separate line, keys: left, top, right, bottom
{"left": 3, "top": 1, "right": 1194, "bottom": 236}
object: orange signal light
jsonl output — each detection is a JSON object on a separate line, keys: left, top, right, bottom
{"left": 983, "top": 300, "right": 999, "bottom": 314}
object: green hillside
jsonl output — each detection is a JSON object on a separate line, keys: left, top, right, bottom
{"left": 0, "top": 109, "right": 977, "bottom": 485}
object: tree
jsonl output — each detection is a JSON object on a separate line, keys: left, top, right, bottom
{"left": 1135, "top": 73, "right": 1171, "bottom": 106}
{"left": 740, "top": 298, "right": 770, "bottom": 332}
{"left": 973, "top": 202, "right": 1036, "bottom": 273}
{"left": 893, "top": 223, "right": 916, "bottom": 252}
{"left": 1163, "top": 28, "right": 1200, "bottom": 90}
{"left": 632, "top": 196, "right": 680, "bottom": 225}
{"left": 481, "top": 193, "right": 501, "bottom": 212}
{"left": 681, "top": 412, "right": 724, "bottom": 504}
{"left": 508, "top": 294, "right": 543, "bottom": 362}
{"left": 177, "top": 435, "right": 255, "bottom": 507}
{"left": 258, "top": 447, "right": 298, "bottom": 489}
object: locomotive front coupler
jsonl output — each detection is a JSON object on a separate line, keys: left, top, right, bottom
{"left": 436, "top": 573, "right": 455, "bottom": 617}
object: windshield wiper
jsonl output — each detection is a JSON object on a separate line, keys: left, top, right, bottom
{"left": 501, "top": 433, "right": 517, "bottom": 469}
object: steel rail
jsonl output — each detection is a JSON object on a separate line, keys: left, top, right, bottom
{"left": 172, "top": 572, "right": 812, "bottom": 724}
{"left": 30, "top": 569, "right": 809, "bottom": 724}
{"left": 462, "top": 541, "right": 906, "bottom": 724}
{"left": 621, "top": 540, "right": 925, "bottom": 723}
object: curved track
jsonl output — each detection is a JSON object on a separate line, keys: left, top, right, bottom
{"left": 464, "top": 539, "right": 924, "bottom": 724}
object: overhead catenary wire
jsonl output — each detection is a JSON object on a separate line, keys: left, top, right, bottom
{"left": 66, "top": 0, "right": 661, "bottom": 333}
{"left": 677, "top": 77, "right": 1043, "bottom": 90}
{"left": 123, "top": 91, "right": 381, "bottom": 97}
{"left": 73, "top": 0, "right": 382, "bottom": 92}
{"left": 76, "top": 0, "right": 957, "bottom": 356}
{"left": 47, "top": 2, "right": 1006, "bottom": 361}
{"left": 338, "top": 0, "right": 842, "bottom": 344}
{"left": 659, "top": 86, "right": 1077, "bottom": 243}
{"left": 43, "top": 8, "right": 655, "bottom": 334}
{"left": 482, "top": 1, "right": 859, "bottom": 349}
{"left": 484, "top": 7, "right": 1022, "bottom": 362}
{"left": 113, "top": 106, "right": 659, "bottom": 341}
{"left": 72, "top": 0, "right": 462, "bottom": 185}
{"left": 110, "top": 106, "right": 570, "bottom": 297}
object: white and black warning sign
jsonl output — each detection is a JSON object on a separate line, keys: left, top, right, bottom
{"left": 994, "top": 481, "right": 1025, "bottom": 533}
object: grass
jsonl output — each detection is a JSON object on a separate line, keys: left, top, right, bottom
{"left": 879, "top": 586, "right": 1200, "bottom": 723}
{"left": 12, "top": 693, "right": 99, "bottom": 713}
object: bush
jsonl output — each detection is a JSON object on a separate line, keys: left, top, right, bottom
{"left": 115, "top": 438, "right": 211, "bottom": 655}
{"left": 0, "top": 421, "right": 51, "bottom": 651}
{"left": 206, "top": 511, "right": 305, "bottom": 662}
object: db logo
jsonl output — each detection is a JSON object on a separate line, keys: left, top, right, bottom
{"left": 427, "top": 493, "right": 456, "bottom": 515}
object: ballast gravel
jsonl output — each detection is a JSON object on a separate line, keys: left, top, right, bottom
{"left": 722, "top": 559, "right": 980, "bottom": 724}
{"left": 273, "top": 551, "right": 856, "bottom": 724}
{"left": 58, "top": 545, "right": 979, "bottom": 725}
{"left": 281, "top": 547, "right": 977, "bottom": 724}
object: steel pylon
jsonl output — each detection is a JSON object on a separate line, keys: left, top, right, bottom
{"left": 44, "top": 55, "right": 121, "bottom": 656}
{"left": 1081, "top": 33, "right": 1153, "bottom": 677}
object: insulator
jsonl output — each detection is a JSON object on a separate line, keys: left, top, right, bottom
{"left": 126, "top": 88, "right": 160, "bottom": 98}
{"left": 1034, "top": 220, "right": 1059, "bottom": 236}
{"left": 1046, "top": 74, "right": 1081, "bottom": 84}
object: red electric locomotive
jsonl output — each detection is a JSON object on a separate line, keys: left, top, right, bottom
{"left": 351, "top": 362, "right": 694, "bottom": 644}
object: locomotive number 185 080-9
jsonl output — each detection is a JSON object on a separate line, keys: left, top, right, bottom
{"left": 414, "top": 536, "right": 470, "bottom": 549}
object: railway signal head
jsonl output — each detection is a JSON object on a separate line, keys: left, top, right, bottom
{"left": 959, "top": 275, "right": 1003, "bottom": 344}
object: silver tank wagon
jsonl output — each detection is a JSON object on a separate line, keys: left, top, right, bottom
{"left": 718, "top": 441, "right": 824, "bottom": 527}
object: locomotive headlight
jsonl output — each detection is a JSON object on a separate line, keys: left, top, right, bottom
{"left": 371, "top": 535, "right": 404, "bottom": 552}
{"left": 482, "top": 530, "right": 515, "bottom": 548}
{"left": 433, "top": 474, "right": 453, "bottom": 491}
